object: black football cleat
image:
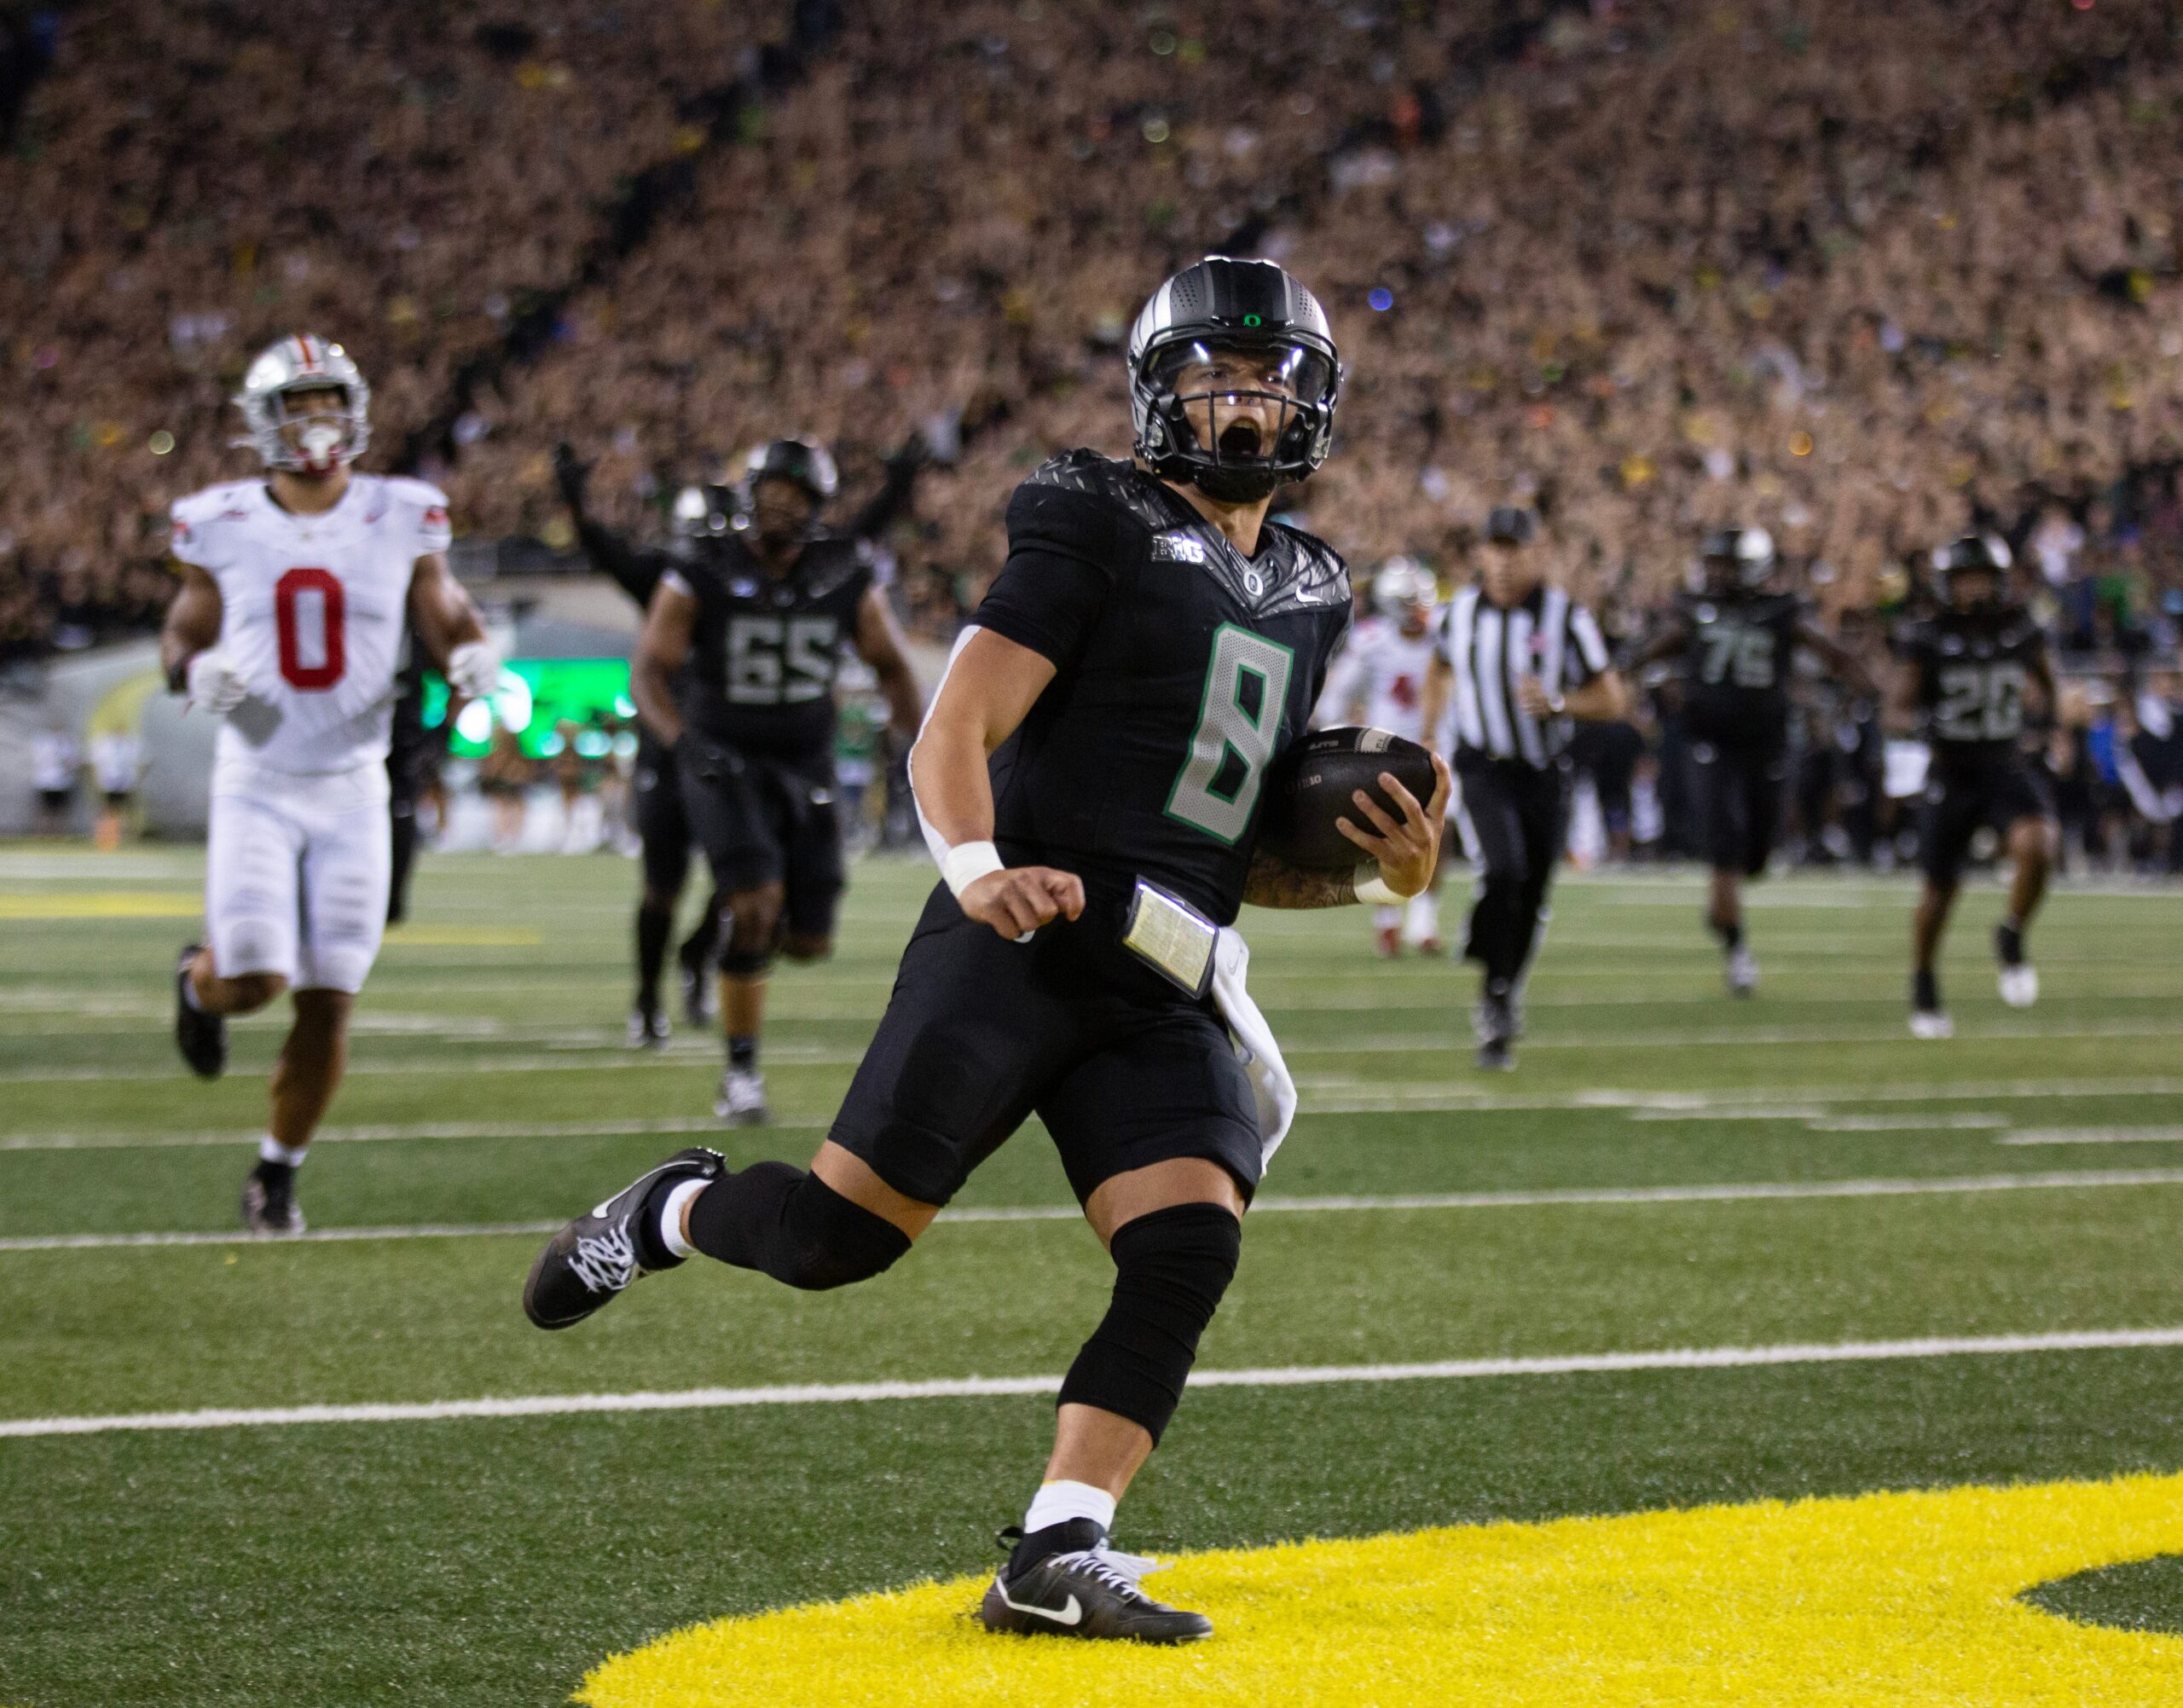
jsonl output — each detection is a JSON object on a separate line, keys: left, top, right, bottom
{"left": 979, "top": 1523, "right": 1211, "bottom": 1645}
{"left": 173, "top": 941, "right": 227, "bottom": 1080}
{"left": 680, "top": 954, "right": 714, "bottom": 1027}
{"left": 240, "top": 1169, "right": 305, "bottom": 1235}
{"left": 523, "top": 1147, "right": 724, "bottom": 1329}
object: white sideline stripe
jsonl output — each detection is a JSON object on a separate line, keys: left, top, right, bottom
{"left": 9, "top": 1327, "right": 2183, "bottom": 1439}
{"left": 1999, "top": 1126, "right": 2183, "bottom": 1147}
{"left": 8, "top": 1168, "right": 2182, "bottom": 1252}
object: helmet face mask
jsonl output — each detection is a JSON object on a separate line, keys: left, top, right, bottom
{"left": 1937, "top": 535, "right": 2010, "bottom": 611}
{"left": 235, "top": 335, "right": 370, "bottom": 474}
{"left": 1701, "top": 526, "right": 1775, "bottom": 593}
{"left": 1372, "top": 556, "right": 1435, "bottom": 624}
{"left": 1129, "top": 257, "right": 1341, "bottom": 504}
{"left": 738, "top": 437, "right": 837, "bottom": 547}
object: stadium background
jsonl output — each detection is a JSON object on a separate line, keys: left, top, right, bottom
{"left": 3, "top": 3, "right": 2183, "bottom": 1706}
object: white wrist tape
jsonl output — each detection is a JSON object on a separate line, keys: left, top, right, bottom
{"left": 940, "top": 840, "right": 1005, "bottom": 899}
{"left": 1354, "top": 866, "right": 1403, "bottom": 906}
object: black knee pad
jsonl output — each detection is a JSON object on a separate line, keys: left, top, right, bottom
{"left": 1057, "top": 1201, "right": 1241, "bottom": 1445}
{"left": 717, "top": 946, "right": 773, "bottom": 977}
{"left": 684, "top": 1162, "right": 910, "bottom": 1291}
{"left": 714, "top": 908, "right": 775, "bottom": 978}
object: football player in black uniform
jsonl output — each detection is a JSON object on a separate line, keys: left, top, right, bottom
{"left": 524, "top": 258, "right": 1449, "bottom": 1642}
{"left": 1890, "top": 535, "right": 2057, "bottom": 1037}
{"left": 1636, "top": 527, "right": 1873, "bottom": 995}
{"left": 633, "top": 437, "right": 924, "bottom": 1122}
{"left": 559, "top": 446, "right": 725, "bottom": 1046}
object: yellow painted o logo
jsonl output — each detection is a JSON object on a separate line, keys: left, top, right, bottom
{"left": 581, "top": 1473, "right": 2183, "bottom": 1706}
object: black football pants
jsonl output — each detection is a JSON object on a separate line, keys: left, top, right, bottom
{"left": 1453, "top": 758, "right": 1567, "bottom": 991}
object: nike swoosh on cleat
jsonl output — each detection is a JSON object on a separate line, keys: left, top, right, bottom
{"left": 999, "top": 1583, "right": 1082, "bottom": 1627}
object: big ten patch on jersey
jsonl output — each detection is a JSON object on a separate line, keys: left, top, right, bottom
{"left": 169, "top": 474, "right": 444, "bottom": 775}
{"left": 677, "top": 536, "right": 875, "bottom": 760}
{"left": 982, "top": 451, "right": 1352, "bottom": 923}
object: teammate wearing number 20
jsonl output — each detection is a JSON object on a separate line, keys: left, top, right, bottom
{"left": 525, "top": 258, "right": 1451, "bottom": 1642}
{"left": 1891, "top": 535, "right": 2057, "bottom": 1039}
{"left": 161, "top": 335, "right": 497, "bottom": 1234}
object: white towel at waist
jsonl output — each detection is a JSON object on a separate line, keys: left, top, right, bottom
{"left": 1210, "top": 925, "right": 1297, "bottom": 1168}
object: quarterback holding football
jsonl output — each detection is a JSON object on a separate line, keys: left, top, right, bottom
{"left": 162, "top": 334, "right": 498, "bottom": 1234}
{"left": 524, "top": 258, "right": 1451, "bottom": 1642}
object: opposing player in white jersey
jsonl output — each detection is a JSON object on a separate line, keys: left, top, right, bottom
{"left": 1315, "top": 556, "right": 1448, "bottom": 955}
{"left": 160, "top": 334, "right": 499, "bottom": 1233}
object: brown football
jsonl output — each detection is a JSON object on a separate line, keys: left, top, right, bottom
{"left": 1257, "top": 726, "right": 1439, "bottom": 870}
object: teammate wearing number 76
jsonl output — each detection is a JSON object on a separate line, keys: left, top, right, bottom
{"left": 524, "top": 257, "right": 1451, "bottom": 1643}
{"left": 160, "top": 334, "right": 498, "bottom": 1235}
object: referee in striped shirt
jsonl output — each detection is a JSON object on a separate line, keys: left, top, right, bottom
{"left": 1422, "top": 507, "right": 1627, "bottom": 1068}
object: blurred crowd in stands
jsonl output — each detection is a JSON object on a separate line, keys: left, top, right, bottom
{"left": 5, "top": 0, "right": 2181, "bottom": 860}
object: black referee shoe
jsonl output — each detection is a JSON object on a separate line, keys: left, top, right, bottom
{"left": 979, "top": 1523, "right": 1212, "bottom": 1644}
{"left": 173, "top": 942, "right": 226, "bottom": 1080}
{"left": 1474, "top": 986, "right": 1517, "bottom": 1072}
{"left": 523, "top": 1148, "right": 724, "bottom": 1329}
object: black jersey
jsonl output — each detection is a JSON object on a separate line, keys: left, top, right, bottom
{"left": 1897, "top": 605, "right": 2047, "bottom": 766}
{"left": 1675, "top": 588, "right": 1805, "bottom": 744}
{"left": 971, "top": 449, "right": 1352, "bottom": 926}
{"left": 668, "top": 533, "right": 876, "bottom": 764}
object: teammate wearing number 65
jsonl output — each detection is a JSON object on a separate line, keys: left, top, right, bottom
{"left": 525, "top": 258, "right": 1450, "bottom": 1643}
{"left": 160, "top": 334, "right": 497, "bottom": 1234}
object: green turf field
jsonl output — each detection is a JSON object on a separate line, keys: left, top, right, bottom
{"left": 2, "top": 848, "right": 2180, "bottom": 1705}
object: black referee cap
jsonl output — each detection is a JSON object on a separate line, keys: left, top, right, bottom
{"left": 1485, "top": 506, "right": 1537, "bottom": 546}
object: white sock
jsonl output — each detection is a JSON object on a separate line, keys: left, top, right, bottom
{"left": 1404, "top": 893, "right": 1440, "bottom": 941}
{"left": 658, "top": 1178, "right": 707, "bottom": 1260}
{"left": 1022, "top": 1479, "right": 1116, "bottom": 1538}
{"left": 1373, "top": 904, "right": 1400, "bottom": 931}
{"left": 258, "top": 1135, "right": 308, "bottom": 1168}
{"left": 181, "top": 969, "right": 206, "bottom": 1011}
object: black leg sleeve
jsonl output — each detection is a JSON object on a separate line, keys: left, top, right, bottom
{"left": 682, "top": 1162, "right": 911, "bottom": 1290}
{"left": 634, "top": 900, "right": 673, "bottom": 1011}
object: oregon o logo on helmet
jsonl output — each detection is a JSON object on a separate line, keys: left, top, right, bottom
{"left": 1129, "top": 256, "right": 1340, "bottom": 502}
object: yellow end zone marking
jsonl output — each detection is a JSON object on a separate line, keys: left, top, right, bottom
{"left": 581, "top": 1474, "right": 2183, "bottom": 1707}
{"left": 379, "top": 925, "right": 541, "bottom": 947}
{"left": 0, "top": 892, "right": 199, "bottom": 919}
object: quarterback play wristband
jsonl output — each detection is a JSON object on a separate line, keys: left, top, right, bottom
{"left": 941, "top": 841, "right": 1005, "bottom": 900}
{"left": 1354, "top": 866, "right": 1402, "bottom": 906}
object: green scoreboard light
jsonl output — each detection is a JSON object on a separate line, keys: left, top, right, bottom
{"left": 423, "top": 658, "right": 638, "bottom": 758}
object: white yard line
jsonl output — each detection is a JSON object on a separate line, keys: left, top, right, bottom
{"left": 7, "top": 1167, "right": 2180, "bottom": 1252}
{"left": 0, "top": 1115, "right": 818, "bottom": 1152}
{"left": 1998, "top": 1126, "right": 2183, "bottom": 1147}
{"left": 10, "top": 1076, "right": 2183, "bottom": 1150}
{"left": 7, "top": 1016, "right": 2180, "bottom": 1083}
{"left": 8, "top": 1325, "right": 2180, "bottom": 1440}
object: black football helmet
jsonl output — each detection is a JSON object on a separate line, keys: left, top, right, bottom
{"left": 742, "top": 437, "right": 840, "bottom": 505}
{"left": 1700, "top": 526, "right": 1776, "bottom": 591}
{"left": 1933, "top": 534, "right": 2010, "bottom": 608}
{"left": 1128, "top": 256, "right": 1341, "bottom": 503}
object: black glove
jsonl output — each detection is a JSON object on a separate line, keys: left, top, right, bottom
{"left": 553, "top": 442, "right": 591, "bottom": 512}
{"left": 675, "top": 732, "right": 740, "bottom": 783}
